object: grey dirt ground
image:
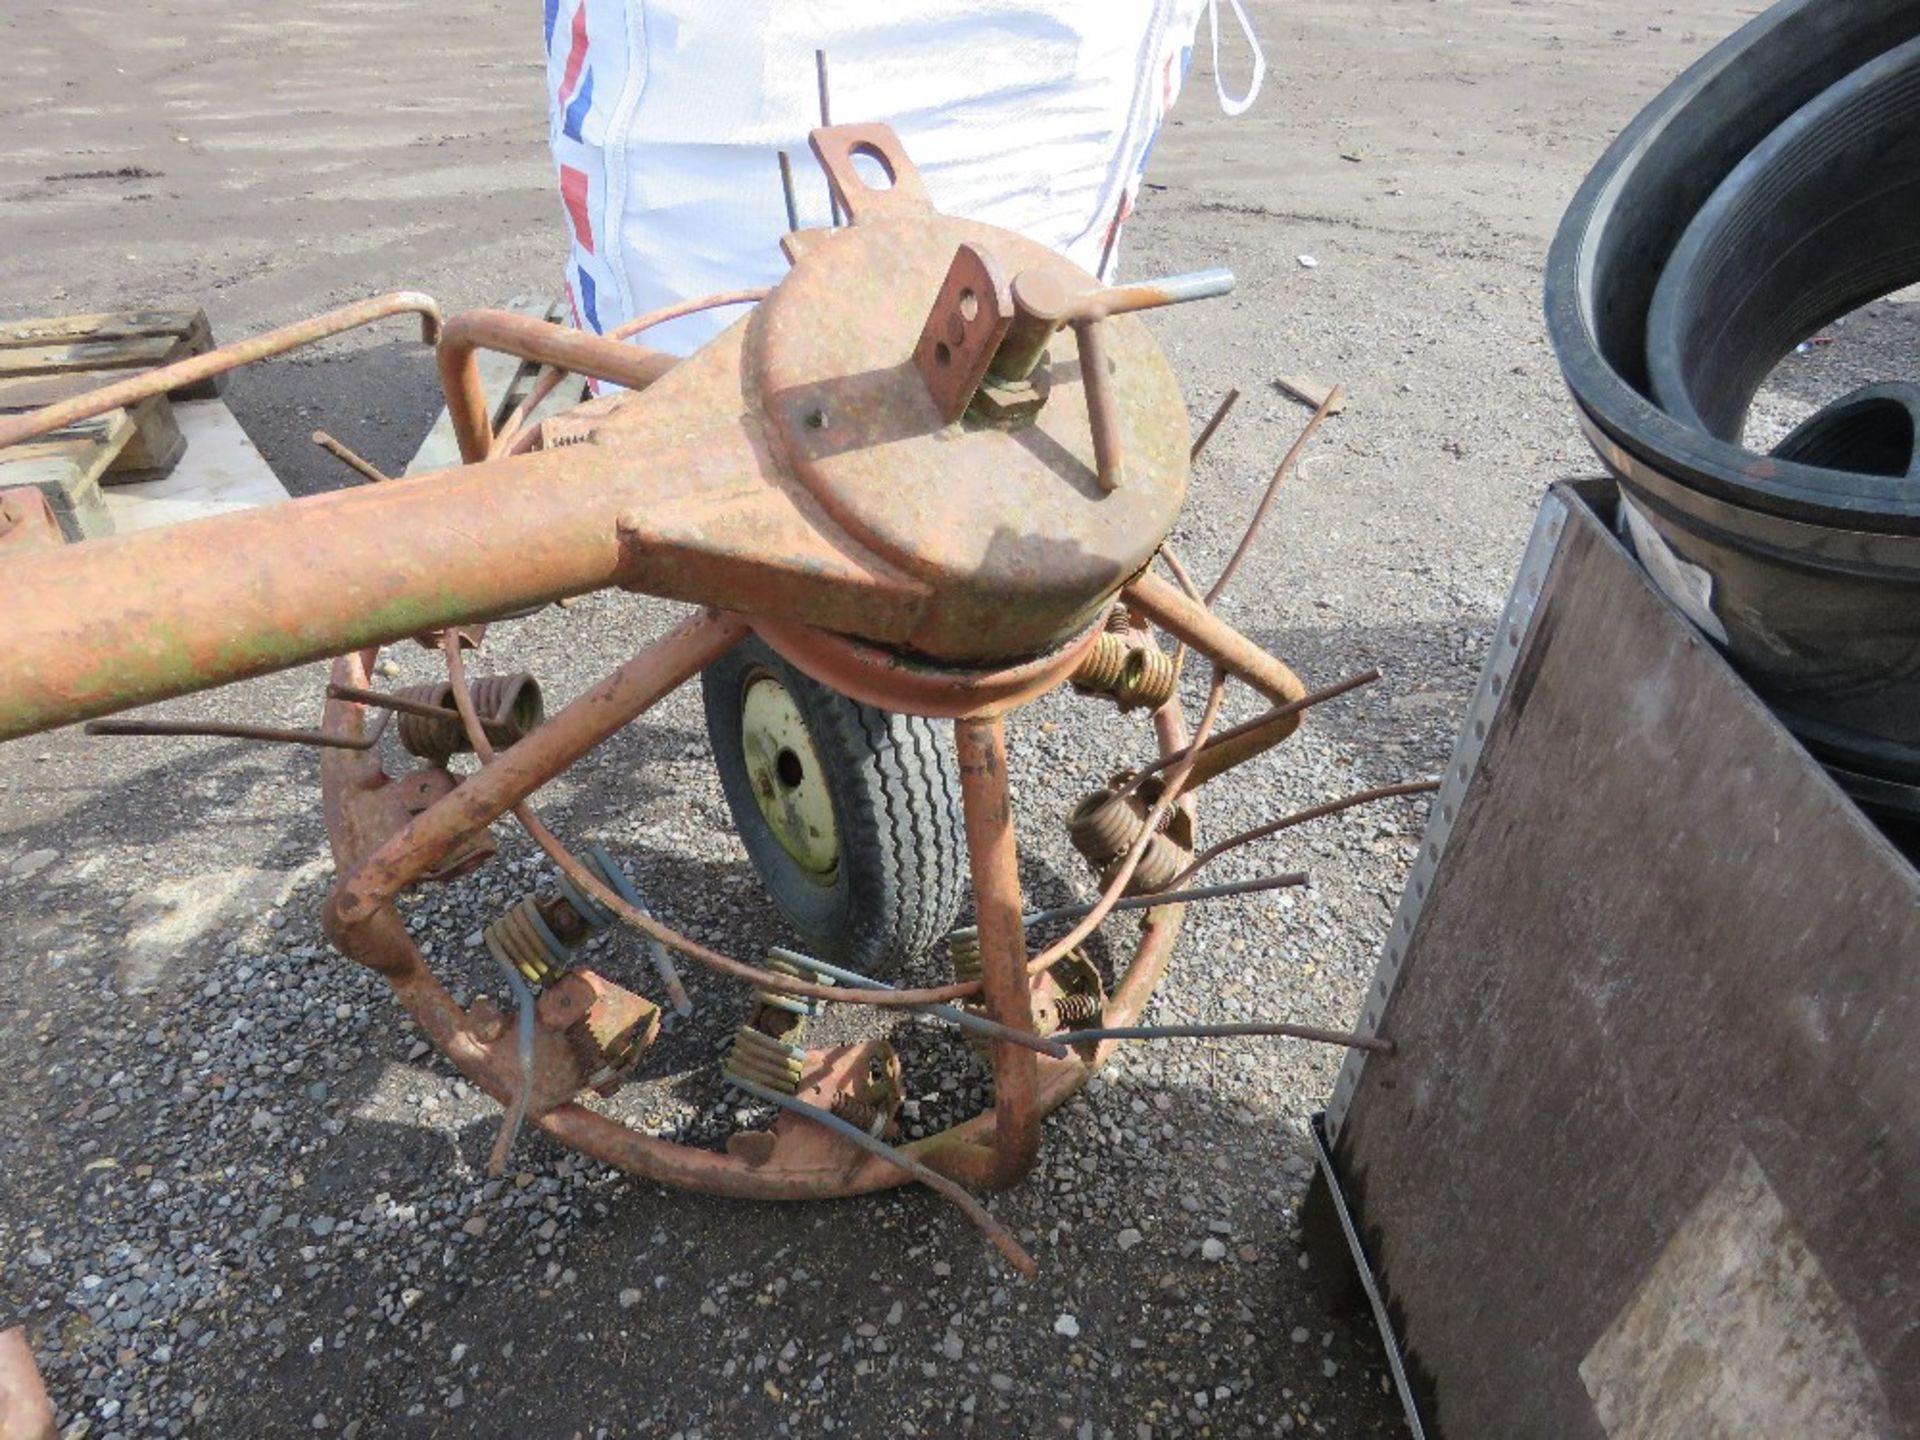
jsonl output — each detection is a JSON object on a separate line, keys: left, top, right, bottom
{"left": 2, "top": 3, "right": 1772, "bottom": 1438}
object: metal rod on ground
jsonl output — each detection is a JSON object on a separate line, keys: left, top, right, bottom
{"left": 815, "top": 51, "right": 841, "bottom": 226}
{"left": 1017, "top": 871, "right": 1311, "bottom": 930}
{"left": 766, "top": 948, "right": 1068, "bottom": 1061}
{"left": 311, "top": 429, "right": 391, "bottom": 484}
{"left": 727, "top": 1074, "right": 1037, "bottom": 1277}
{"left": 1206, "top": 382, "right": 1345, "bottom": 606}
{"left": 777, "top": 150, "right": 801, "bottom": 232}
{"left": 85, "top": 713, "right": 390, "bottom": 751}
{"left": 1072, "top": 1021, "right": 1393, "bottom": 1054}
{"left": 1189, "top": 387, "right": 1241, "bottom": 463}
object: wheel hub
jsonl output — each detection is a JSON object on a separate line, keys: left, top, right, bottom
{"left": 740, "top": 673, "right": 839, "bottom": 880}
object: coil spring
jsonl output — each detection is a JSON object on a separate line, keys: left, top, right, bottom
{"left": 1067, "top": 788, "right": 1150, "bottom": 869}
{"left": 1054, "top": 992, "right": 1101, "bottom": 1025}
{"left": 949, "top": 943, "right": 1104, "bottom": 1055}
{"left": 1099, "top": 829, "right": 1193, "bottom": 896}
{"left": 723, "top": 1022, "right": 809, "bottom": 1094}
{"left": 947, "top": 926, "right": 982, "bottom": 983}
{"left": 941, "top": 926, "right": 994, "bottom": 1056}
{"left": 1068, "top": 786, "right": 1192, "bottom": 894}
{"left": 394, "top": 682, "right": 458, "bottom": 762}
{"left": 1072, "top": 631, "right": 1133, "bottom": 693}
{"left": 483, "top": 894, "right": 573, "bottom": 987}
{"left": 723, "top": 951, "right": 837, "bottom": 1095}
{"left": 1104, "top": 604, "right": 1135, "bottom": 633}
{"left": 949, "top": 925, "right": 1099, "bottom": 1034}
{"left": 755, "top": 949, "right": 833, "bottom": 1021}
{"left": 1115, "top": 643, "right": 1177, "bottom": 711}
{"left": 1070, "top": 631, "right": 1178, "bottom": 713}
{"left": 395, "top": 673, "right": 544, "bottom": 763}
{"left": 830, "top": 1092, "right": 886, "bottom": 1135}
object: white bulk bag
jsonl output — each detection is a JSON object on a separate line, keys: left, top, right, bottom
{"left": 543, "top": 0, "right": 1263, "bottom": 355}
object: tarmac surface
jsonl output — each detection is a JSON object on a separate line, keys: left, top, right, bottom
{"left": 2, "top": 3, "right": 1786, "bottom": 1437}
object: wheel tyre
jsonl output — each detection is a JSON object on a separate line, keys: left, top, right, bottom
{"left": 702, "top": 636, "right": 967, "bottom": 975}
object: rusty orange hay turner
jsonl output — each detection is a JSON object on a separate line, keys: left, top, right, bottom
{"left": 0, "top": 128, "right": 1425, "bottom": 1276}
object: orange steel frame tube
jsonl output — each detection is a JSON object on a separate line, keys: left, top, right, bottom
{"left": 0, "top": 292, "right": 443, "bottom": 453}
{"left": 950, "top": 716, "right": 1042, "bottom": 1190}
{"left": 0, "top": 301, "right": 697, "bottom": 742}
{"left": 1125, "top": 567, "right": 1309, "bottom": 711}
{"left": 435, "top": 309, "right": 678, "bottom": 463}
{"left": 330, "top": 609, "right": 747, "bottom": 926}
{"left": 0, "top": 440, "right": 646, "bottom": 738}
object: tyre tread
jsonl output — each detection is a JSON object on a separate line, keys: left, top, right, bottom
{"left": 702, "top": 639, "right": 966, "bottom": 973}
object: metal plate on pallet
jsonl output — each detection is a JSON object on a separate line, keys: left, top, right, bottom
{"left": 1329, "top": 481, "right": 1920, "bottom": 1438}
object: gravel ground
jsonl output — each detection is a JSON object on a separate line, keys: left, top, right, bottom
{"left": 0, "top": 3, "right": 1806, "bottom": 1437}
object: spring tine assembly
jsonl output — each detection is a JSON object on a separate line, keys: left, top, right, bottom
{"left": 1069, "top": 628, "right": 1178, "bottom": 713}
{"left": 947, "top": 925, "right": 983, "bottom": 984}
{"left": 1067, "top": 788, "right": 1194, "bottom": 896}
{"left": 723, "top": 951, "right": 838, "bottom": 1096}
{"left": 484, "top": 895, "right": 576, "bottom": 988}
{"left": 551, "top": 844, "right": 692, "bottom": 1015}
{"left": 723, "top": 1024, "right": 811, "bottom": 1094}
{"left": 391, "top": 673, "right": 544, "bottom": 764}
{"left": 1044, "top": 949, "right": 1108, "bottom": 1034}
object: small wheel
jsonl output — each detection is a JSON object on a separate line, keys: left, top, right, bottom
{"left": 703, "top": 636, "right": 966, "bottom": 974}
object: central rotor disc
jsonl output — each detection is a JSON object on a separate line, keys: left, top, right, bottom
{"left": 752, "top": 212, "right": 1192, "bottom": 662}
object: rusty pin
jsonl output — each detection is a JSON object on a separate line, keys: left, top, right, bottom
{"left": 312, "top": 429, "right": 391, "bottom": 485}
{"left": 991, "top": 268, "right": 1234, "bottom": 491}
{"left": 1076, "top": 320, "right": 1123, "bottom": 492}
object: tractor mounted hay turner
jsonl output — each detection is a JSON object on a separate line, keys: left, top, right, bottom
{"left": 0, "top": 127, "right": 1427, "bottom": 1275}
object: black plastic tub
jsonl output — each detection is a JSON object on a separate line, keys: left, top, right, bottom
{"left": 1545, "top": 0, "right": 1920, "bottom": 814}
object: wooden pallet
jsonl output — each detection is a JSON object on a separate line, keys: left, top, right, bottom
{"left": 0, "top": 310, "right": 216, "bottom": 540}
{"left": 1, "top": 294, "right": 584, "bottom": 543}
{"left": 0, "top": 309, "right": 219, "bottom": 398}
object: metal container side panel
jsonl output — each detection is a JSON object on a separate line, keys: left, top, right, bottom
{"left": 1332, "top": 484, "right": 1920, "bottom": 1439}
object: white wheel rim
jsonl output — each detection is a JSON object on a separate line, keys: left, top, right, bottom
{"left": 740, "top": 673, "right": 839, "bottom": 882}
